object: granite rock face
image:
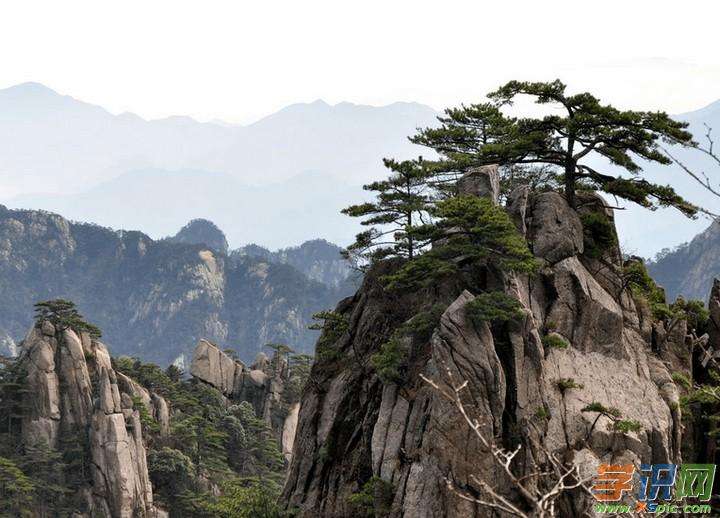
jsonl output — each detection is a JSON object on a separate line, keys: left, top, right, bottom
{"left": 189, "top": 339, "right": 301, "bottom": 460}
{"left": 19, "top": 322, "right": 167, "bottom": 518}
{"left": 282, "top": 169, "right": 694, "bottom": 517}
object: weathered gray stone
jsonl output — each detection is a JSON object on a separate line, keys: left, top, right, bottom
{"left": 190, "top": 339, "right": 237, "bottom": 395}
{"left": 457, "top": 165, "right": 500, "bottom": 203}
{"left": 529, "top": 191, "right": 584, "bottom": 263}
{"left": 18, "top": 322, "right": 162, "bottom": 517}
{"left": 282, "top": 402, "right": 300, "bottom": 462}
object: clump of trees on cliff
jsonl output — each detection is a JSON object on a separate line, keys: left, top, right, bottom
{"left": 113, "top": 357, "right": 290, "bottom": 517}
{"left": 344, "top": 79, "right": 699, "bottom": 272}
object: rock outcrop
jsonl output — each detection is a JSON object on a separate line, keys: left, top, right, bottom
{"left": 282, "top": 168, "right": 692, "bottom": 517}
{"left": 189, "top": 339, "right": 300, "bottom": 459}
{"left": 19, "top": 321, "right": 167, "bottom": 517}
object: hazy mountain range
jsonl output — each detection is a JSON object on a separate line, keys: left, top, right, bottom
{"left": 1, "top": 82, "right": 438, "bottom": 248}
{"left": 0, "top": 208, "right": 355, "bottom": 364}
{"left": 2, "top": 82, "right": 720, "bottom": 255}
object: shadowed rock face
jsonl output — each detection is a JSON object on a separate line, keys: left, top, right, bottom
{"left": 20, "top": 322, "right": 168, "bottom": 518}
{"left": 282, "top": 170, "right": 694, "bottom": 518}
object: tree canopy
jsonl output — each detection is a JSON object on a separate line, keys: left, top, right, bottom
{"left": 412, "top": 79, "right": 698, "bottom": 214}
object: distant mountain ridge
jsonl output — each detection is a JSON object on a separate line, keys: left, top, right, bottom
{"left": 648, "top": 219, "right": 720, "bottom": 302}
{"left": 0, "top": 205, "right": 353, "bottom": 363}
{"left": 0, "top": 82, "right": 438, "bottom": 249}
{"left": 233, "top": 239, "right": 355, "bottom": 289}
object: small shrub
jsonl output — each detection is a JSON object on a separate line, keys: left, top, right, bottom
{"left": 348, "top": 476, "right": 393, "bottom": 518}
{"left": 131, "top": 395, "right": 160, "bottom": 434}
{"left": 544, "top": 320, "right": 558, "bottom": 332}
{"left": 534, "top": 406, "right": 550, "bottom": 420}
{"left": 542, "top": 333, "right": 569, "bottom": 349}
{"left": 611, "top": 419, "right": 642, "bottom": 434}
{"left": 371, "top": 336, "right": 406, "bottom": 385}
{"left": 581, "top": 402, "right": 621, "bottom": 418}
{"left": 671, "top": 372, "right": 692, "bottom": 390}
{"left": 581, "top": 212, "right": 617, "bottom": 259}
{"left": 622, "top": 261, "right": 673, "bottom": 321}
{"left": 556, "top": 378, "right": 584, "bottom": 393}
{"left": 309, "top": 311, "right": 349, "bottom": 363}
{"left": 371, "top": 305, "right": 446, "bottom": 385}
{"left": 465, "top": 291, "right": 525, "bottom": 325}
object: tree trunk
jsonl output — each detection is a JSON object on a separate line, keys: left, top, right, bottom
{"left": 565, "top": 138, "right": 576, "bottom": 208}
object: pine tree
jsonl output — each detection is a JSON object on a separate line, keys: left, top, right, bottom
{"left": 0, "top": 456, "right": 34, "bottom": 517}
{"left": 412, "top": 79, "right": 698, "bottom": 214}
{"left": 383, "top": 195, "right": 538, "bottom": 290}
{"left": 342, "top": 157, "right": 432, "bottom": 263}
{"left": 34, "top": 299, "right": 102, "bottom": 339}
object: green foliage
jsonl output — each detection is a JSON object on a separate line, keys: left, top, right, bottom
{"left": 534, "top": 406, "right": 550, "bottom": 420}
{"left": 580, "top": 212, "right": 617, "bottom": 259}
{"left": 148, "top": 447, "right": 194, "bottom": 496}
{"left": 556, "top": 378, "right": 584, "bottom": 393}
{"left": 343, "top": 158, "right": 433, "bottom": 264}
{"left": 0, "top": 456, "right": 34, "bottom": 517}
{"left": 624, "top": 261, "right": 709, "bottom": 329}
{"left": 0, "top": 360, "right": 89, "bottom": 515}
{"left": 622, "top": 260, "right": 673, "bottom": 320}
{"left": 372, "top": 336, "right": 406, "bottom": 385}
{"left": 212, "top": 477, "right": 286, "bottom": 518}
{"left": 670, "top": 298, "right": 710, "bottom": 332}
{"left": 383, "top": 196, "right": 537, "bottom": 290}
{"left": 371, "top": 305, "right": 445, "bottom": 385}
{"left": 542, "top": 333, "right": 569, "bottom": 349}
{"left": 411, "top": 79, "right": 698, "bottom": 215}
{"left": 612, "top": 420, "right": 642, "bottom": 434}
{"left": 581, "top": 402, "right": 621, "bottom": 418}
{"left": 581, "top": 403, "right": 640, "bottom": 435}
{"left": 34, "top": 299, "right": 102, "bottom": 339}
{"left": 348, "top": 476, "right": 394, "bottom": 518}
{"left": 284, "top": 354, "right": 313, "bottom": 404}
{"left": 466, "top": 291, "right": 525, "bottom": 326}
{"left": 115, "top": 357, "right": 287, "bottom": 515}
{"left": 672, "top": 372, "right": 692, "bottom": 390}
{"left": 309, "top": 311, "right": 349, "bottom": 362}
{"left": 131, "top": 395, "right": 160, "bottom": 435}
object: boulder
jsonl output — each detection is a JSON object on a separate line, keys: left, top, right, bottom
{"left": 457, "top": 164, "right": 500, "bottom": 203}
{"left": 528, "top": 191, "right": 584, "bottom": 263}
{"left": 190, "top": 339, "right": 237, "bottom": 395}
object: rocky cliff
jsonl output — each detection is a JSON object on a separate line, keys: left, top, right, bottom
{"left": 190, "top": 339, "right": 303, "bottom": 461}
{"left": 648, "top": 219, "right": 720, "bottom": 302}
{"left": 18, "top": 319, "right": 168, "bottom": 517}
{"left": 282, "top": 169, "right": 703, "bottom": 517}
{"left": 0, "top": 206, "right": 350, "bottom": 363}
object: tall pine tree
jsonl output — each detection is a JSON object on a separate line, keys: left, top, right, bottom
{"left": 412, "top": 79, "right": 698, "bottom": 214}
{"left": 342, "top": 158, "right": 432, "bottom": 263}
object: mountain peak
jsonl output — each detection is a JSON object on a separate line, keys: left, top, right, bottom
{"left": 1, "top": 81, "right": 60, "bottom": 98}
{"left": 169, "top": 218, "right": 229, "bottom": 254}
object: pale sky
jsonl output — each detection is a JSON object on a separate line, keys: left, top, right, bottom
{"left": 2, "top": 0, "right": 720, "bottom": 123}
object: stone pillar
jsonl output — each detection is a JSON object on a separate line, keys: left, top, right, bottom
{"left": 457, "top": 165, "right": 500, "bottom": 204}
